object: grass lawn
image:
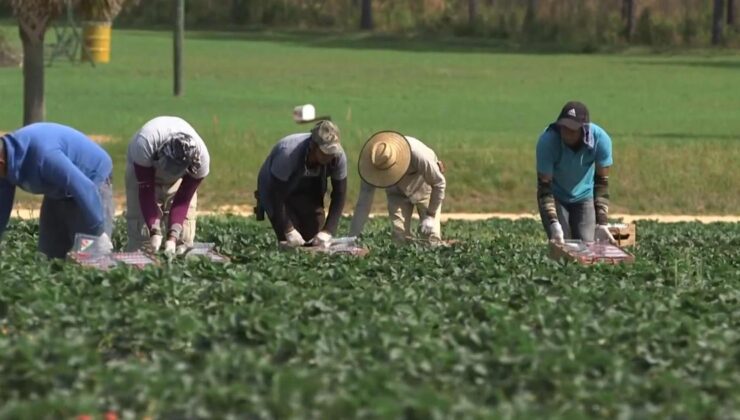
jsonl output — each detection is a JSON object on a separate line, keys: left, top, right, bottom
{"left": 0, "top": 26, "right": 738, "bottom": 213}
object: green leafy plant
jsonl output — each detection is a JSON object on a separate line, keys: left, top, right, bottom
{"left": 0, "top": 217, "right": 738, "bottom": 418}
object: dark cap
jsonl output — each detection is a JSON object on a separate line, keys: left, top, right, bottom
{"left": 556, "top": 101, "right": 590, "bottom": 130}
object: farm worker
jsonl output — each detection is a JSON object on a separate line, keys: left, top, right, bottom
{"left": 350, "top": 131, "right": 446, "bottom": 245}
{"left": 536, "top": 101, "right": 616, "bottom": 244}
{"left": 125, "top": 116, "right": 210, "bottom": 256}
{"left": 255, "top": 120, "right": 347, "bottom": 247}
{"left": 0, "top": 123, "right": 114, "bottom": 258}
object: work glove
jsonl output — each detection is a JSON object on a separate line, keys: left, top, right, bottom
{"left": 594, "top": 225, "right": 616, "bottom": 244}
{"left": 311, "top": 231, "right": 332, "bottom": 248}
{"left": 150, "top": 233, "right": 163, "bottom": 252}
{"left": 97, "top": 233, "right": 113, "bottom": 254}
{"left": 285, "top": 229, "right": 305, "bottom": 247}
{"left": 549, "top": 221, "right": 565, "bottom": 244}
{"left": 163, "top": 239, "right": 177, "bottom": 257}
{"left": 420, "top": 216, "right": 435, "bottom": 235}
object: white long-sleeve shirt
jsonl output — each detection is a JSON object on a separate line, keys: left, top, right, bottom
{"left": 127, "top": 116, "right": 210, "bottom": 184}
{"left": 350, "top": 136, "right": 445, "bottom": 236}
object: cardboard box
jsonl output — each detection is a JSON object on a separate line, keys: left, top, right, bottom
{"left": 549, "top": 240, "right": 635, "bottom": 265}
{"left": 608, "top": 223, "right": 636, "bottom": 247}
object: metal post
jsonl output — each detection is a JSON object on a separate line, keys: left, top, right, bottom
{"left": 174, "top": 0, "right": 184, "bottom": 96}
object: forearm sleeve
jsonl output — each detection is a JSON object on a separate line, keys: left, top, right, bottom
{"left": 169, "top": 174, "right": 202, "bottom": 238}
{"left": 133, "top": 163, "right": 160, "bottom": 230}
{"left": 537, "top": 177, "right": 558, "bottom": 224}
{"left": 594, "top": 174, "right": 610, "bottom": 225}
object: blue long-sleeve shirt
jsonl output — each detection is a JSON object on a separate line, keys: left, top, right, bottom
{"left": 0, "top": 123, "right": 113, "bottom": 238}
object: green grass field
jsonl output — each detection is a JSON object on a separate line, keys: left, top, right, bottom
{"left": 0, "top": 27, "right": 739, "bottom": 213}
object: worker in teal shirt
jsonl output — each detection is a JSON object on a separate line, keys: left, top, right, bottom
{"left": 536, "top": 101, "right": 616, "bottom": 244}
{"left": 0, "top": 123, "right": 114, "bottom": 258}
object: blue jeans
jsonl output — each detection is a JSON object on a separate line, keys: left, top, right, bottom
{"left": 38, "top": 177, "right": 114, "bottom": 258}
{"left": 539, "top": 199, "right": 595, "bottom": 242}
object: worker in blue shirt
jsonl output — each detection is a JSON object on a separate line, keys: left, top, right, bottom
{"left": 536, "top": 101, "right": 616, "bottom": 244}
{"left": 0, "top": 123, "right": 114, "bottom": 258}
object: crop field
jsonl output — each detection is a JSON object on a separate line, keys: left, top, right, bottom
{"left": 1, "top": 217, "right": 738, "bottom": 418}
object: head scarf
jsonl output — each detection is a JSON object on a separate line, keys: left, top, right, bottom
{"left": 158, "top": 133, "right": 202, "bottom": 176}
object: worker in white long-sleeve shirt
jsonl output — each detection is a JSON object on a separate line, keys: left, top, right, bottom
{"left": 125, "top": 116, "right": 210, "bottom": 255}
{"left": 350, "top": 131, "right": 446, "bottom": 244}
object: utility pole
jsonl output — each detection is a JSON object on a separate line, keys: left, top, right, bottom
{"left": 174, "top": 0, "right": 184, "bottom": 96}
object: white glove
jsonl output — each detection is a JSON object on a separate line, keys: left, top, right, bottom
{"left": 149, "top": 234, "right": 163, "bottom": 252}
{"left": 549, "top": 221, "right": 565, "bottom": 244}
{"left": 97, "top": 233, "right": 113, "bottom": 253}
{"left": 164, "top": 239, "right": 177, "bottom": 257}
{"left": 285, "top": 229, "right": 305, "bottom": 247}
{"left": 420, "top": 216, "right": 435, "bottom": 235}
{"left": 312, "top": 231, "right": 332, "bottom": 248}
{"left": 594, "top": 225, "right": 616, "bottom": 244}
{"left": 176, "top": 244, "right": 189, "bottom": 255}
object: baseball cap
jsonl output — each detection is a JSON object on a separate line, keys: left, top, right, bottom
{"left": 556, "top": 101, "right": 590, "bottom": 130}
{"left": 310, "top": 120, "right": 342, "bottom": 156}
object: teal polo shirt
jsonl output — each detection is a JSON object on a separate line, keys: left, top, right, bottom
{"left": 536, "top": 122, "right": 613, "bottom": 204}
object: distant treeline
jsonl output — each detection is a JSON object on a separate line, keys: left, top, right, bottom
{"left": 2, "top": 0, "right": 738, "bottom": 48}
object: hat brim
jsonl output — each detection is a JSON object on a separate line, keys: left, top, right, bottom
{"left": 358, "top": 131, "right": 411, "bottom": 188}
{"left": 556, "top": 118, "right": 584, "bottom": 131}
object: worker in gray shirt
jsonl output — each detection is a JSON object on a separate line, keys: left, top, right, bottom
{"left": 256, "top": 120, "right": 347, "bottom": 247}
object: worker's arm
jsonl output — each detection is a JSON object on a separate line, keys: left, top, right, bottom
{"left": 594, "top": 166, "right": 610, "bottom": 225}
{"left": 593, "top": 130, "right": 613, "bottom": 226}
{"left": 168, "top": 174, "right": 203, "bottom": 240}
{"left": 0, "top": 180, "right": 16, "bottom": 239}
{"left": 420, "top": 155, "right": 446, "bottom": 217}
{"left": 536, "top": 132, "right": 558, "bottom": 224}
{"left": 42, "top": 152, "right": 105, "bottom": 235}
{"left": 133, "top": 163, "right": 161, "bottom": 231}
{"left": 349, "top": 180, "right": 376, "bottom": 237}
{"left": 264, "top": 176, "right": 294, "bottom": 236}
{"left": 537, "top": 173, "right": 558, "bottom": 224}
{"left": 322, "top": 177, "right": 347, "bottom": 235}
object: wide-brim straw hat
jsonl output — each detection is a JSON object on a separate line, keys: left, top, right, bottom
{"left": 358, "top": 131, "right": 411, "bottom": 188}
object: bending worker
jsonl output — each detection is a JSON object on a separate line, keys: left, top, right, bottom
{"left": 256, "top": 120, "right": 347, "bottom": 247}
{"left": 125, "top": 116, "right": 210, "bottom": 255}
{"left": 350, "top": 131, "right": 446, "bottom": 244}
{"left": 0, "top": 123, "right": 114, "bottom": 258}
{"left": 536, "top": 101, "right": 616, "bottom": 244}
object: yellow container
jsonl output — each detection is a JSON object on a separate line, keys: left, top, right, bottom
{"left": 81, "top": 22, "right": 112, "bottom": 63}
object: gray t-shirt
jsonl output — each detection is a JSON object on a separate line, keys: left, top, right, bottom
{"left": 262, "top": 133, "right": 347, "bottom": 184}
{"left": 127, "top": 116, "right": 210, "bottom": 183}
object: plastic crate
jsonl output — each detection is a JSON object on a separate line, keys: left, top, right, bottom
{"left": 549, "top": 240, "right": 635, "bottom": 265}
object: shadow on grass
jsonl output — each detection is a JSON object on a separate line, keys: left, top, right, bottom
{"left": 182, "top": 29, "right": 605, "bottom": 55}
{"left": 628, "top": 58, "right": 740, "bottom": 70}
{"left": 615, "top": 132, "right": 739, "bottom": 141}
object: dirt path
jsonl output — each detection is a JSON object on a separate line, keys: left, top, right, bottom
{"left": 11, "top": 205, "right": 737, "bottom": 223}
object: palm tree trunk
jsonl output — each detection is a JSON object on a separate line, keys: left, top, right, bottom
{"left": 712, "top": 0, "right": 724, "bottom": 45}
{"left": 468, "top": 0, "right": 479, "bottom": 26}
{"left": 728, "top": 0, "right": 736, "bottom": 25}
{"left": 622, "top": 0, "right": 635, "bottom": 41}
{"left": 19, "top": 23, "right": 45, "bottom": 125}
{"left": 360, "top": 0, "right": 373, "bottom": 30}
